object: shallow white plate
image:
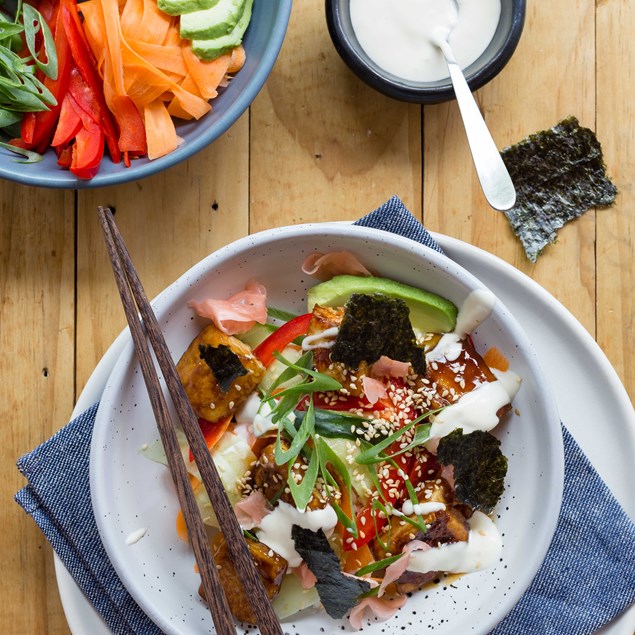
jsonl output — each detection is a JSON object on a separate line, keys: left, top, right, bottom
{"left": 88, "top": 224, "right": 562, "bottom": 635}
{"left": 55, "top": 231, "right": 635, "bottom": 634}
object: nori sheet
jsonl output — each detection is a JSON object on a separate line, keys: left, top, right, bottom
{"left": 501, "top": 116, "right": 617, "bottom": 262}
{"left": 330, "top": 293, "right": 425, "bottom": 374}
{"left": 291, "top": 525, "right": 371, "bottom": 619}
{"left": 198, "top": 343, "right": 247, "bottom": 392}
{"left": 436, "top": 429, "right": 508, "bottom": 514}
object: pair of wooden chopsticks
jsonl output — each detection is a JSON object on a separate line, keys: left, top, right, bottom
{"left": 98, "top": 207, "right": 282, "bottom": 635}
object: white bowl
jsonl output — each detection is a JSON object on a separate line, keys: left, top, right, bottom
{"left": 90, "top": 223, "right": 564, "bottom": 634}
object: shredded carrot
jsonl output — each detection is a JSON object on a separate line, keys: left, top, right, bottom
{"left": 162, "top": 17, "right": 181, "bottom": 47}
{"left": 483, "top": 347, "right": 510, "bottom": 372}
{"left": 329, "top": 470, "right": 354, "bottom": 544}
{"left": 167, "top": 74, "right": 202, "bottom": 119}
{"left": 128, "top": 40, "right": 188, "bottom": 77}
{"left": 175, "top": 508, "right": 189, "bottom": 543}
{"left": 227, "top": 45, "right": 246, "bottom": 74}
{"left": 343, "top": 543, "right": 375, "bottom": 574}
{"left": 175, "top": 474, "right": 200, "bottom": 544}
{"left": 137, "top": 0, "right": 172, "bottom": 43}
{"left": 119, "top": 0, "right": 144, "bottom": 40}
{"left": 81, "top": 0, "right": 246, "bottom": 159}
{"left": 144, "top": 99, "right": 179, "bottom": 159}
{"left": 181, "top": 42, "right": 231, "bottom": 100}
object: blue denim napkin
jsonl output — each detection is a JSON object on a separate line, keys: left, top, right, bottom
{"left": 16, "top": 196, "right": 635, "bottom": 635}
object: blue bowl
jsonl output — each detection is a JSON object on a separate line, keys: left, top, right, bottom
{"left": 0, "top": 0, "right": 292, "bottom": 188}
{"left": 326, "top": 0, "right": 525, "bottom": 104}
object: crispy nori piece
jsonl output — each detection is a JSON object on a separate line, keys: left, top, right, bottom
{"left": 198, "top": 343, "right": 247, "bottom": 392}
{"left": 436, "top": 429, "right": 508, "bottom": 514}
{"left": 291, "top": 525, "right": 371, "bottom": 619}
{"left": 330, "top": 293, "right": 425, "bottom": 374}
{"left": 501, "top": 116, "right": 617, "bottom": 262}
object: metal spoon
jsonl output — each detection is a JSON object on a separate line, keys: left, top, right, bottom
{"left": 434, "top": 1, "right": 516, "bottom": 211}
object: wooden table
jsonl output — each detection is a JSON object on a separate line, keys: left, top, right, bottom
{"left": 2, "top": 0, "right": 633, "bottom": 632}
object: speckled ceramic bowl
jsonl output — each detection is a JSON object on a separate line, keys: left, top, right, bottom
{"left": 326, "top": 0, "right": 525, "bottom": 104}
{"left": 90, "top": 223, "right": 563, "bottom": 634}
{"left": 0, "top": 0, "right": 292, "bottom": 189}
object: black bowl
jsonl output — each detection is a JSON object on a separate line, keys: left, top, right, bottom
{"left": 325, "top": 0, "right": 525, "bottom": 104}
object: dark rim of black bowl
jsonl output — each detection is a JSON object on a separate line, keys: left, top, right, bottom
{"left": 325, "top": 0, "right": 526, "bottom": 104}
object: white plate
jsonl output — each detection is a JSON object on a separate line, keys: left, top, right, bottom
{"left": 54, "top": 231, "right": 635, "bottom": 634}
{"left": 88, "top": 224, "right": 562, "bottom": 634}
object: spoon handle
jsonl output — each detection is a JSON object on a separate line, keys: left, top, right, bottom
{"left": 446, "top": 59, "right": 516, "bottom": 211}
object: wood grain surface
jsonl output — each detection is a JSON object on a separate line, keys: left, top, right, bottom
{"left": 2, "top": 0, "right": 633, "bottom": 633}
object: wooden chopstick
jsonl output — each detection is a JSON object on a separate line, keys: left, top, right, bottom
{"left": 98, "top": 207, "right": 283, "bottom": 635}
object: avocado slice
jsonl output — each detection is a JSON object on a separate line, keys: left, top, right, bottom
{"left": 180, "top": 0, "right": 246, "bottom": 40}
{"left": 190, "top": 0, "right": 253, "bottom": 61}
{"left": 307, "top": 275, "right": 458, "bottom": 335}
{"left": 158, "top": 0, "right": 221, "bottom": 17}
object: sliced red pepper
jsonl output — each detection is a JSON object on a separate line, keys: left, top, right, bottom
{"left": 21, "top": 114, "right": 36, "bottom": 146}
{"left": 8, "top": 138, "right": 32, "bottom": 149}
{"left": 109, "top": 95, "right": 147, "bottom": 164}
{"left": 70, "top": 122, "right": 103, "bottom": 179}
{"left": 56, "top": 143, "right": 73, "bottom": 167}
{"left": 51, "top": 94, "right": 82, "bottom": 147}
{"left": 297, "top": 392, "right": 385, "bottom": 413}
{"left": 346, "top": 441, "right": 414, "bottom": 551}
{"left": 61, "top": 1, "right": 122, "bottom": 163}
{"left": 26, "top": 4, "right": 72, "bottom": 154}
{"left": 348, "top": 449, "right": 442, "bottom": 550}
{"left": 345, "top": 375, "right": 435, "bottom": 550}
{"left": 253, "top": 313, "right": 313, "bottom": 367}
{"left": 188, "top": 416, "right": 232, "bottom": 463}
{"left": 67, "top": 67, "right": 101, "bottom": 124}
{"left": 32, "top": 0, "right": 58, "bottom": 28}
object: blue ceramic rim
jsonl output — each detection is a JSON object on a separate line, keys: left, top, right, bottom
{"left": 325, "top": 0, "right": 526, "bottom": 105}
{"left": 0, "top": 0, "right": 292, "bottom": 189}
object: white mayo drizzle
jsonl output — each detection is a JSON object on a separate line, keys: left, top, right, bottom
{"left": 426, "top": 333, "right": 463, "bottom": 363}
{"left": 491, "top": 366, "right": 522, "bottom": 398}
{"left": 350, "top": 0, "right": 501, "bottom": 83}
{"left": 125, "top": 528, "right": 147, "bottom": 545}
{"left": 235, "top": 392, "right": 294, "bottom": 437}
{"left": 301, "top": 326, "right": 339, "bottom": 351}
{"left": 424, "top": 289, "right": 521, "bottom": 439}
{"left": 256, "top": 501, "right": 338, "bottom": 568}
{"left": 402, "top": 500, "right": 446, "bottom": 516}
{"left": 454, "top": 289, "right": 497, "bottom": 337}
{"left": 429, "top": 372, "right": 520, "bottom": 439}
{"left": 407, "top": 511, "right": 502, "bottom": 574}
{"left": 426, "top": 289, "right": 497, "bottom": 363}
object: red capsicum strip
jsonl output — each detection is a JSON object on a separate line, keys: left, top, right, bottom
{"left": 51, "top": 93, "right": 82, "bottom": 147}
{"left": 59, "top": 69, "right": 105, "bottom": 178}
{"left": 188, "top": 416, "right": 232, "bottom": 463}
{"left": 55, "top": 143, "right": 72, "bottom": 167}
{"left": 296, "top": 392, "right": 386, "bottom": 413}
{"left": 344, "top": 381, "right": 423, "bottom": 551}
{"left": 253, "top": 313, "right": 313, "bottom": 368}
{"left": 20, "top": 2, "right": 72, "bottom": 154}
{"left": 71, "top": 123, "right": 104, "bottom": 179}
{"left": 61, "top": 0, "right": 122, "bottom": 163}
{"left": 345, "top": 438, "right": 414, "bottom": 551}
